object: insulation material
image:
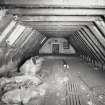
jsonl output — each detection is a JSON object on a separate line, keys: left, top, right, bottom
{"left": 1, "top": 77, "right": 46, "bottom": 104}
{"left": 20, "top": 56, "right": 44, "bottom": 75}
{"left": 0, "top": 59, "right": 18, "bottom": 75}
{"left": 2, "top": 88, "right": 41, "bottom": 104}
{"left": 6, "top": 24, "right": 25, "bottom": 46}
{"left": 0, "top": 56, "right": 46, "bottom": 105}
{"left": 0, "top": 20, "right": 16, "bottom": 43}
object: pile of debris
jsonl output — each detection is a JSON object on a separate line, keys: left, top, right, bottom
{"left": 0, "top": 56, "right": 47, "bottom": 105}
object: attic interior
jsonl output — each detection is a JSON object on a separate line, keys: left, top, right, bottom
{"left": 0, "top": 0, "right": 105, "bottom": 105}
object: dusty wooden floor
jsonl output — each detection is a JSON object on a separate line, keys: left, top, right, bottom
{"left": 36, "top": 56, "right": 105, "bottom": 105}
{"left": 1, "top": 56, "right": 105, "bottom": 105}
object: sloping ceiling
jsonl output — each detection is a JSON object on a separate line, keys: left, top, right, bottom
{"left": 1, "top": 0, "right": 105, "bottom": 7}
{"left": 0, "top": 0, "right": 105, "bottom": 66}
{"left": 0, "top": 17, "right": 47, "bottom": 68}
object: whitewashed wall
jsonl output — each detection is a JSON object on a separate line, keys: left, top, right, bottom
{"left": 39, "top": 38, "right": 75, "bottom": 54}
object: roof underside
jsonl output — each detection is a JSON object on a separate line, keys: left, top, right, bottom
{"left": 0, "top": 0, "right": 105, "bottom": 64}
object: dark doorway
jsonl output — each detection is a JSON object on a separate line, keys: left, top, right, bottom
{"left": 52, "top": 44, "right": 59, "bottom": 54}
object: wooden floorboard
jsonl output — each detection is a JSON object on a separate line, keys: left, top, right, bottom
{"left": 38, "top": 57, "right": 104, "bottom": 105}
{"left": 0, "top": 56, "right": 105, "bottom": 105}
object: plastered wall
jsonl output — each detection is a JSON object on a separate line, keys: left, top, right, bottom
{"left": 39, "top": 38, "right": 75, "bottom": 54}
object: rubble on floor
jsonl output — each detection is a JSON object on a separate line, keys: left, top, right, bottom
{"left": 20, "top": 56, "right": 44, "bottom": 75}
{"left": 0, "top": 56, "right": 47, "bottom": 105}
